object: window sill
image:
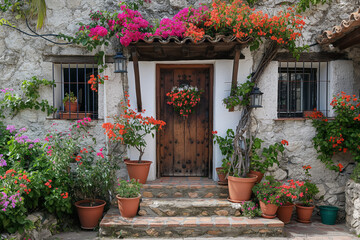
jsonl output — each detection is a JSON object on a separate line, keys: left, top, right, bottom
{"left": 275, "top": 117, "right": 334, "bottom": 121}
{"left": 45, "top": 117, "right": 104, "bottom": 121}
{"left": 275, "top": 118, "right": 308, "bottom": 121}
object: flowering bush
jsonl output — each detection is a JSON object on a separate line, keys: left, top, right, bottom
{"left": 310, "top": 92, "right": 360, "bottom": 171}
{"left": 59, "top": 0, "right": 307, "bottom": 72}
{"left": 103, "top": 92, "right": 166, "bottom": 162}
{"left": 240, "top": 201, "right": 261, "bottom": 218}
{"left": 250, "top": 138, "right": 288, "bottom": 174}
{"left": 252, "top": 176, "right": 283, "bottom": 206}
{"left": 116, "top": 179, "right": 142, "bottom": 198}
{"left": 166, "top": 85, "right": 203, "bottom": 117}
{"left": 279, "top": 179, "right": 298, "bottom": 204}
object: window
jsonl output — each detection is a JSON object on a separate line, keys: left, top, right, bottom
{"left": 277, "top": 62, "right": 330, "bottom": 118}
{"left": 52, "top": 63, "right": 99, "bottom": 119}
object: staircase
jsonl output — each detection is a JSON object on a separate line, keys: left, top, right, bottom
{"left": 99, "top": 177, "right": 284, "bottom": 238}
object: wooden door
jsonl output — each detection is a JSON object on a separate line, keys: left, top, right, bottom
{"left": 156, "top": 65, "right": 213, "bottom": 177}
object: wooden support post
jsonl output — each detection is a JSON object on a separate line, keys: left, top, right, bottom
{"left": 132, "top": 49, "right": 142, "bottom": 112}
{"left": 229, "top": 47, "right": 242, "bottom": 112}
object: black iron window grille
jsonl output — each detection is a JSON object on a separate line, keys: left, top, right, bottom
{"left": 52, "top": 63, "right": 99, "bottom": 119}
{"left": 278, "top": 61, "right": 330, "bottom": 118}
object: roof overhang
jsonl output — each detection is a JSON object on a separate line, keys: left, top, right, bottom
{"left": 317, "top": 8, "right": 360, "bottom": 50}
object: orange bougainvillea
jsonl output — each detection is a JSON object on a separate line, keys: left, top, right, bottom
{"left": 88, "top": 74, "right": 108, "bottom": 92}
{"left": 102, "top": 92, "right": 166, "bottom": 162}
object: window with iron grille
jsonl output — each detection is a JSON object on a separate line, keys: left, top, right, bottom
{"left": 277, "top": 62, "right": 330, "bottom": 118}
{"left": 52, "top": 63, "right": 99, "bottom": 119}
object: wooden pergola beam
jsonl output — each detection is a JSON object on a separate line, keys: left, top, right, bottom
{"left": 132, "top": 49, "right": 142, "bottom": 112}
{"left": 229, "top": 47, "right": 242, "bottom": 112}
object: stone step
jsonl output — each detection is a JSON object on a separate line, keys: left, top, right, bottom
{"left": 99, "top": 208, "right": 284, "bottom": 238}
{"left": 139, "top": 198, "right": 241, "bottom": 217}
{"left": 141, "top": 181, "right": 228, "bottom": 199}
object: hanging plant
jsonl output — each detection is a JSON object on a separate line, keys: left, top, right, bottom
{"left": 166, "top": 85, "right": 203, "bottom": 117}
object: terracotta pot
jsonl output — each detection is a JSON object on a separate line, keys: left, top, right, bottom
{"left": 125, "top": 160, "right": 152, "bottom": 184}
{"left": 277, "top": 203, "right": 294, "bottom": 224}
{"left": 75, "top": 199, "right": 106, "bottom": 229}
{"left": 248, "top": 170, "right": 264, "bottom": 183}
{"left": 260, "top": 201, "right": 278, "bottom": 218}
{"left": 296, "top": 204, "right": 315, "bottom": 223}
{"left": 228, "top": 175, "right": 258, "bottom": 202}
{"left": 116, "top": 194, "right": 141, "bottom": 218}
{"left": 64, "top": 102, "right": 79, "bottom": 112}
{"left": 216, "top": 167, "right": 227, "bottom": 182}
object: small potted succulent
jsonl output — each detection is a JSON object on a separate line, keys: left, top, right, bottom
{"left": 63, "top": 92, "right": 78, "bottom": 112}
{"left": 252, "top": 176, "right": 282, "bottom": 218}
{"left": 295, "top": 165, "right": 319, "bottom": 223}
{"left": 116, "top": 179, "right": 142, "bottom": 218}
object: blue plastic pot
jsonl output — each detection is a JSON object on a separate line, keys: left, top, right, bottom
{"left": 319, "top": 205, "right": 339, "bottom": 225}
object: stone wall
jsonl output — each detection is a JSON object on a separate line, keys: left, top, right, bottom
{"left": 346, "top": 180, "right": 360, "bottom": 235}
{"left": 0, "top": 0, "right": 359, "bottom": 215}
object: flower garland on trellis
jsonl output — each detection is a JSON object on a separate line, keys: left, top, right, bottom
{"left": 166, "top": 85, "right": 203, "bottom": 117}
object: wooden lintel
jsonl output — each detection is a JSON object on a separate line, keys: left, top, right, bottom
{"left": 333, "top": 27, "right": 360, "bottom": 50}
{"left": 43, "top": 55, "right": 115, "bottom": 64}
{"left": 132, "top": 49, "right": 142, "bottom": 112}
{"left": 154, "top": 45, "right": 166, "bottom": 58}
{"left": 182, "top": 46, "right": 190, "bottom": 57}
{"left": 274, "top": 52, "right": 348, "bottom": 62}
{"left": 205, "top": 46, "right": 215, "bottom": 58}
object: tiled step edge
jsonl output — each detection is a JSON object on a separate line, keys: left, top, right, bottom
{"left": 99, "top": 215, "right": 284, "bottom": 238}
{"left": 139, "top": 198, "right": 241, "bottom": 217}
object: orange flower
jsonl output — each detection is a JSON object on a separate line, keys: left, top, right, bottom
{"left": 338, "top": 163, "right": 344, "bottom": 172}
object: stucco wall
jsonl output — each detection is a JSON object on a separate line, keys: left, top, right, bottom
{"left": 0, "top": 0, "right": 359, "bottom": 213}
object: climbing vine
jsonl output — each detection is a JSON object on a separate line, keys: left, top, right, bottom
{"left": 0, "top": 76, "right": 56, "bottom": 118}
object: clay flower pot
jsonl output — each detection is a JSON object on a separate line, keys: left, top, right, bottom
{"left": 296, "top": 204, "right": 315, "bottom": 223}
{"left": 116, "top": 194, "right": 141, "bottom": 218}
{"left": 216, "top": 167, "right": 227, "bottom": 182}
{"left": 277, "top": 203, "right": 294, "bottom": 224}
{"left": 248, "top": 170, "right": 264, "bottom": 183}
{"left": 75, "top": 199, "right": 106, "bottom": 229}
{"left": 228, "top": 174, "right": 258, "bottom": 202}
{"left": 260, "top": 201, "right": 278, "bottom": 219}
{"left": 64, "top": 102, "right": 79, "bottom": 112}
{"left": 125, "top": 160, "right": 152, "bottom": 184}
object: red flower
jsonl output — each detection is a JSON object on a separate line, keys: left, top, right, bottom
{"left": 338, "top": 163, "right": 344, "bottom": 172}
{"left": 212, "top": 131, "right": 218, "bottom": 135}
{"left": 281, "top": 139, "right": 289, "bottom": 145}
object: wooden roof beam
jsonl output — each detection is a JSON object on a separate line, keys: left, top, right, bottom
{"left": 132, "top": 49, "right": 142, "bottom": 112}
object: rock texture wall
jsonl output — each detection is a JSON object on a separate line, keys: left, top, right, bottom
{"left": 0, "top": 0, "right": 359, "bottom": 218}
{"left": 346, "top": 180, "right": 360, "bottom": 235}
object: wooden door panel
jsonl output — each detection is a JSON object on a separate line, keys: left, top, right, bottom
{"left": 158, "top": 66, "right": 212, "bottom": 177}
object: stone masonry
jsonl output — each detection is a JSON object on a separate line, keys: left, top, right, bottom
{"left": 0, "top": 0, "right": 359, "bottom": 222}
{"left": 345, "top": 179, "right": 360, "bottom": 235}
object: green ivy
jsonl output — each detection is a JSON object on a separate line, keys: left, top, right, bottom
{"left": 0, "top": 76, "right": 56, "bottom": 118}
{"left": 223, "top": 80, "right": 254, "bottom": 109}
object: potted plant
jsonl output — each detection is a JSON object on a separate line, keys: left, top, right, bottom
{"left": 253, "top": 176, "right": 282, "bottom": 218}
{"left": 249, "top": 138, "right": 288, "bottom": 183}
{"left": 295, "top": 165, "right": 319, "bottom": 223}
{"left": 276, "top": 179, "right": 298, "bottom": 224}
{"left": 212, "top": 129, "right": 234, "bottom": 184}
{"left": 72, "top": 146, "right": 114, "bottom": 229}
{"left": 63, "top": 92, "right": 78, "bottom": 112}
{"left": 116, "top": 179, "right": 142, "bottom": 218}
{"left": 103, "top": 92, "right": 166, "bottom": 184}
